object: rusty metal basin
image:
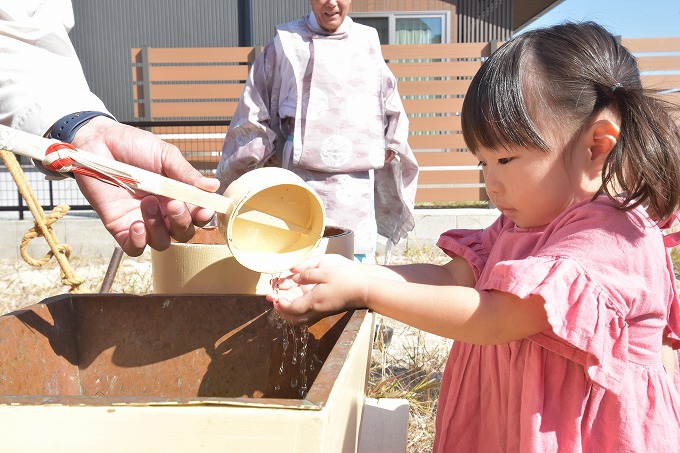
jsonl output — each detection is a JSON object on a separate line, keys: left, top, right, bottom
{"left": 0, "top": 293, "right": 374, "bottom": 452}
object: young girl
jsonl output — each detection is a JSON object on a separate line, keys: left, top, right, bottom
{"left": 267, "top": 21, "right": 680, "bottom": 451}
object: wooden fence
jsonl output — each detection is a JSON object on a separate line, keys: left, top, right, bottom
{"left": 131, "top": 37, "right": 680, "bottom": 203}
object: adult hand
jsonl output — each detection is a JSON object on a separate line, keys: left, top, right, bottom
{"left": 69, "top": 116, "right": 221, "bottom": 256}
{"left": 267, "top": 254, "right": 367, "bottom": 325}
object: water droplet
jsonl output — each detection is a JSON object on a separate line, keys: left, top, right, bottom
{"left": 291, "top": 325, "right": 298, "bottom": 365}
{"left": 299, "top": 324, "right": 309, "bottom": 398}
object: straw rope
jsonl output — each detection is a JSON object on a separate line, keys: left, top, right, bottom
{"left": 0, "top": 149, "right": 84, "bottom": 293}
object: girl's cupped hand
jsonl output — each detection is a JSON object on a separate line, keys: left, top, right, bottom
{"left": 266, "top": 254, "right": 368, "bottom": 325}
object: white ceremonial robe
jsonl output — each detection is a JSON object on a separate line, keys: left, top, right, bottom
{"left": 217, "top": 14, "right": 419, "bottom": 254}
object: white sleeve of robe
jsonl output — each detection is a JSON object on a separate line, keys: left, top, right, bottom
{"left": 0, "top": 0, "right": 110, "bottom": 136}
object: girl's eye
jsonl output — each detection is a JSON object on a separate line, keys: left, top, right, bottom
{"left": 477, "top": 161, "right": 486, "bottom": 167}
{"left": 498, "top": 157, "right": 513, "bottom": 165}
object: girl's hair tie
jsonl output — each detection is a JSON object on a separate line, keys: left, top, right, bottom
{"left": 611, "top": 82, "right": 623, "bottom": 92}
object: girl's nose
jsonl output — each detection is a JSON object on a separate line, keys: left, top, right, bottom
{"left": 483, "top": 167, "right": 501, "bottom": 194}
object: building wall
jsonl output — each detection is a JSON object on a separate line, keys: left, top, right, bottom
{"left": 70, "top": 0, "right": 241, "bottom": 122}
{"left": 251, "top": 0, "right": 309, "bottom": 45}
{"left": 457, "top": 0, "right": 513, "bottom": 41}
{"left": 351, "top": 0, "right": 458, "bottom": 42}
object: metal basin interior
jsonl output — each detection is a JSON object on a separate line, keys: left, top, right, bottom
{"left": 0, "top": 293, "right": 368, "bottom": 409}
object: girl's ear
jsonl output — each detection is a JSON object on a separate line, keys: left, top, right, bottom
{"left": 586, "top": 119, "right": 620, "bottom": 162}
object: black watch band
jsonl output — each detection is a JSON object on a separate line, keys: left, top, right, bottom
{"left": 48, "top": 111, "right": 115, "bottom": 143}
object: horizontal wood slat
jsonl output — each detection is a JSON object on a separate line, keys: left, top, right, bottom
{"left": 147, "top": 65, "right": 250, "bottom": 83}
{"left": 620, "top": 37, "right": 680, "bottom": 95}
{"left": 418, "top": 170, "right": 482, "bottom": 185}
{"left": 636, "top": 55, "right": 680, "bottom": 72}
{"left": 409, "top": 134, "right": 467, "bottom": 150}
{"left": 409, "top": 115, "right": 462, "bottom": 132}
{"left": 641, "top": 74, "right": 680, "bottom": 90}
{"left": 132, "top": 47, "right": 258, "bottom": 64}
{"left": 164, "top": 139, "right": 225, "bottom": 151}
{"left": 660, "top": 92, "right": 680, "bottom": 105}
{"left": 138, "top": 83, "right": 246, "bottom": 100}
{"left": 151, "top": 126, "right": 227, "bottom": 172}
{"left": 397, "top": 79, "right": 472, "bottom": 96}
{"left": 187, "top": 160, "right": 222, "bottom": 171}
{"left": 414, "top": 151, "right": 479, "bottom": 166}
{"left": 144, "top": 101, "right": 240, "bottom": 119}
{"left": 621, "top": 37, "right": 680, "bottom": 53}
{"left": 150, "top": 125, "right": 228, "bottom": 134}
{"left": 381, "top": 42, "right": 492, "bottom": 60}
{"left": 382, "top": 41, "right": 481, "bottom": 167}
{"left": 389, "top": 61, "right": 481, "bottom": 78}
{"left": 415, "top": 187, "right": 487, "bottom": 203}
{"left": 402, "top": 98, "right": 464, "bottom": 114}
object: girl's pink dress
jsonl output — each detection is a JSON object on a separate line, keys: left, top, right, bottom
{"left": 434, "top": 196, "right": 680, "bottom": 452}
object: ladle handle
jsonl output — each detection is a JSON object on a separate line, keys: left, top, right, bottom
{"left": 0, "top": 124, "right": 231, "bottom": 214}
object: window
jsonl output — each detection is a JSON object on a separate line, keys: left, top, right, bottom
{"left": 351, "top": 11, "right": 450, "bottom": 44}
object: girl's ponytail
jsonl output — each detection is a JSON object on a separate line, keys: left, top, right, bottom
{"left": 603, "top": 87, "right": 680, "bottom": 221}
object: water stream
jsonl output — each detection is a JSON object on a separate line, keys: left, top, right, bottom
{"left": 269, "top": 273, "right": 311, "bottom": 397}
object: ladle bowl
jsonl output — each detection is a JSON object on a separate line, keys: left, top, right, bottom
{"left": 218, "top": 167, "right": 326, "bottom": 273}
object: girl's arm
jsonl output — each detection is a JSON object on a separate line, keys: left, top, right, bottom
{"left": 268, "top": 254, "right": 549, "bottom": 344}
{"left": 362, "top": 256, "right": 476, "bottom": 288}
{"left": 288, "top": 253, "right": 475, "bottom": 287}
{"left": 363, "top": 279, "right": 549, "bottom": 344}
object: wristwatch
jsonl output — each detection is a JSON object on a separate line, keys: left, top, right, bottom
{"left": 48, "top": 110, "right": 115, "bottom": 143}
{"left": 37, "top": 111, "right": 115, "bottom": 179}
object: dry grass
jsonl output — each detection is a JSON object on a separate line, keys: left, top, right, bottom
{"left": 0, "top": 254, "right": 153, "bottom": 314}
{"left": 370, "top": 244, "right": 452, "bottom": 451}
{"left": 369, "top": 318, "right": 451, "bottom": 452}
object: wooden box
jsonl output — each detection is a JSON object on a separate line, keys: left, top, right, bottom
{"left": 0, "top": 294, "right": 374, "bottom": 453}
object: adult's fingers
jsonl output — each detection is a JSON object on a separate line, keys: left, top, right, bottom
{"left": 140, "top": 196, "right": 172, "bottom": 252}
{"left": 164, "top": 199, "right": 195, "bottom": 243}
{"left": 122, "top": 221, "right": 148, "bottom": 257}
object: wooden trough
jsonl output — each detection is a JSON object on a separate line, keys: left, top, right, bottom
{"left": 0, "top": 295, "right": 374, "bottom": 452}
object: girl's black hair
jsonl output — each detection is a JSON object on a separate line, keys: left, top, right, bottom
{"left": 462, "top": 21, "right": 680, "bottom": 221}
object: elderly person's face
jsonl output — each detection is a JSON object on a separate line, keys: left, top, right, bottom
{"left": 310, "top": 0, "right": 351, "bottom": 33}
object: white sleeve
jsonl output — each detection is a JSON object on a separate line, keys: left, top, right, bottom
{"left": 0, "top": 0, "right": 110, "bottom": 136}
